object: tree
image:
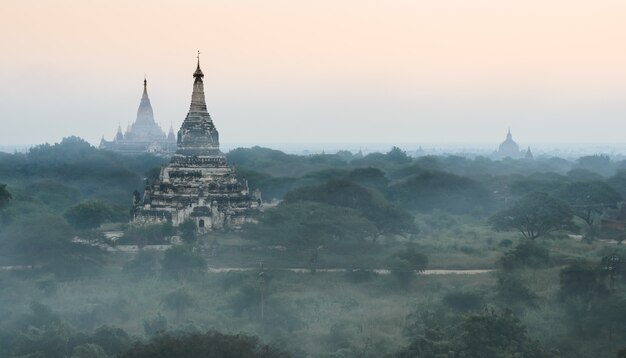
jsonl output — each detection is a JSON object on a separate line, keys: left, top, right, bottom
{"left": 559, "top": 260, "right": 607, "bottom": 301}
{"left": 120, "top": 331, "right": 289, "bottom": 358}
{"left": 178, "top": 219, "right": 197, "bottom": 244}
{"left": 64, "top": 200, "right": 112, "bottom": 230}
{"left": 389, "top": 170, "right": 493, "bottom": 214}
{"left": 388, "top": 246, "right": 428, "bottom": 287}
{"left": 161, "top": 246, "right": 207, "bottom": 280}
{"left": 490, "top": 192, "right": 575, "bottom": 239}
{"left": 386, "top": 146, "right": 412, "bottom": 164}
{"left": 284, "top": 179, "right": 416, "bottom": 234}
{"left": 2, "top": 214, "right": 74, "bottom": 263}
{"left": 122, "top": 250, "right": 159, "bottom": 279}
{"left": 500, "top": 240, "right": 550, "bottom": 270}
{"left": 575, "top": 155, "right": 613, "bottom": 177}
{"left": 160, "top": 288, "right": 195, "bottom": 318}
{"left": 495, "top": 272, "right": 537, "bottom": 305}
{"left": 246, "top": 201, "right": 379, "bottom": 254}
{"left": 0, "top": 184, "right": 11, "bottom": 211}
{"left": 459, "top": 308, "right": 552, "bottom": 358}
{"left": 557, "top": 181, "right": 621, "bottom": 230}
{"left": 397, "top": 308, "right": 554, "bottom": 358}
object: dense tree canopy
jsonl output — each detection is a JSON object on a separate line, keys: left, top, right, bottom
{"left": 64, "top": 200, "right": 115, "bottom": 230}
{"left": 0, "top": 184, "right": 11, "bottom": 211}
{"left": 490, "top": 192, "right": 575, "bottom": 239}
{"left": 389, "top": 170, "right": 493, "bottom": 213}
{"left": 557, "top": 181, "right": 622, "bottom": 227}
{"left": 284, "top": 179, "right": 416, "bottom": 234}
{"left": 161, "top": 246, "right": 207, "bottom": 280}
{"left": 397, "top": 308, "right": 554, "bottom": 358}
{"left": 246, "top": 201, "right": 379, "bottom": 253}
{"left": 120, "top": 331, "right": 289, "bottom": 358}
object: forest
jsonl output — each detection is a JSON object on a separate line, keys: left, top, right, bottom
{"left": 0, "top": 137, "right": 625, "bottom": 357}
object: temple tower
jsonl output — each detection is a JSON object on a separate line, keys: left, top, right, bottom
{"left": 100, "top": 78, "right": 175, "bottom": 154}
{"left": 132, "top": 56, "right": 262, "bottom": 231}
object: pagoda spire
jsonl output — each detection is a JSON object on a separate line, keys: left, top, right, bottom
{"left": 190, "top": 51, "right": 207, "bottom": 112}
{"left": 136, "top": 76, "right": 155, "bottom": 124}
{"left": 115, "top": 123, "right": 124, "bottom": 141}
{"left": 175, "top": 52, "right": 220, "bottom": 157}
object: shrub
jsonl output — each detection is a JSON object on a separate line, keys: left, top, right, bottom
{"left": 161, "top": 246, "right": 207, "bottom": 281}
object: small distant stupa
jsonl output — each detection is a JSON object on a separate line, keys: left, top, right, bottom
{"left": 99, "top": 78, "right": 176, "bottom": 155}
{"left": 132, "top": 54, "right": 262, "bottom": 231}
{"left": 495, "top": 129, "right": 532, "bottom": 159}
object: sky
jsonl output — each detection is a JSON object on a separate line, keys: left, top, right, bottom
{"left": 1, "top": 0, "right": 625, "bottom": 147}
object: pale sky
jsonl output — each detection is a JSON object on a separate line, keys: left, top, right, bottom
{"left": 1, "top": 0, "right": 625, "bottom": 146}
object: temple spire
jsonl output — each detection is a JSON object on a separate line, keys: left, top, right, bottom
{"left": 176, "top": 53, "right": 220, "bottom": 156}
{"left": 190, "top": 51, "right": 207, "bottom": 112}
{"left": 136, "top": 76, "right": 155, "bottom": 124}
{"left": 115, "top": 123, "right": 124, "bottom": 141}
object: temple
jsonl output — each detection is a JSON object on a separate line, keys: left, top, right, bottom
{"left": 131, "top": 57, "right": 262, "bottom": 231}
{"left": 99, "top": 78, "right": 176, "bottom": 155}
{"left": 495, "top": 129, "right": 532, "bottom": 159}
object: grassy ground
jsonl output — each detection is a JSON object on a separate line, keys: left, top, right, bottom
{"left": 2, "top": 213, "right": 624, "bottom": 357}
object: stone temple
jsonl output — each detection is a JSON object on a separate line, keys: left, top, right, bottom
{"left": 132, "top": 58, "right": 262, "bottom": 231}
{"left": 99, "top": 78, "right": 176, "bottom": 155}
{"left": 495, "top": 129, "right": 532, "bottom": 159}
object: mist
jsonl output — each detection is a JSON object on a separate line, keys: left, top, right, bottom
{"left": 2, "top": 1, "right": 626, "bottom": 357}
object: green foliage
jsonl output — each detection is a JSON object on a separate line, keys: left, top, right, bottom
{"left": 64, "top": 200, "right": 115, "bottom": 230}
{"left": 161, "top": 288, "right": 195, "bottom": 317}
{"left": 36, "top": 275, "right": 58, "bottom": 295}
{"left": 389, "top": 170, "right": 493, "bottom": 213}
{"left": 495, "top": 273, "right": 537, "bottom": 305}
{"left": 346, "top": 167, "right": 389, "bottom": 191}
{"left": 123, "top": 250, "right": 160, "bottom": 279}
{"left": 397, "top": 308, "right": 554, "bottom": 358}
{"left": 143, "top": 313, "right": 168, "bottom": 337}
{"left": 284, "top": 179, "right": 416, "bottom": 234}
{"left": 500, "top": 240, "right": 550, "bottom": 270}
{"left": 575, "top": 155, "right": 613, "bottom": 177}
{"left": 230, "top": 283, "right": 263, "bottom": 317}
{"left": 235, "top": 167, "right": 303, "bottom": 200}
{"left": 120, "top": 331, "right": 289, "bottom": 358}
{"left": 0, "top": 183, "right": 12, "bottom": 211}
{"left": 0, "top": 136, "right": 166, "bottom": 220}
{"left": 442, "top": 291, "right": 484, "bottom": 312}
{"left": 122, "top": 223, "right": 173, "bottom": 245}
{"left": 179, "top": 219, "right": 197, "bottom": 244}
{"left": 227, "top": 146, "right": 348, "bottom": 177}
{"left": 490, "top": 192, "right": 575, "bottom": 239}
{"left": 246, "top": 201, "right": 378, "bottom": 253}
{"left": 459, "top": 308, "right": 552, "bottom": 358}
{"left": 71, "top": 343, "right": 108, "bottom": 358}
{"left": 0, "top": 213, "right": 105, "bottom": 278}
{"left": 557, "top": 181, "right": 621, "bottom": 229}
{"left": 88, "top": 326, "right": 133, "bottom": 356}
{"left": 508, "top": 177, "right": 567, "bottom": 197}
{"left": 386, "top": 146, "right": 412, "bottom": 164}
{"left": 161, "top": 246, "right": 207, "bottom": 280}
{"left": 559, "top": 260, "right": 607, "bottom": 301}
{"left": 388, "top": 247, "right": 428, "bottom": 287}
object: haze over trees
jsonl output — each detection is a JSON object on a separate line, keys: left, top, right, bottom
{"left": 1, "top": 140, "right": 626, "bottom": 356}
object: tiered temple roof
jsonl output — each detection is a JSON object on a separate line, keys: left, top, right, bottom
{"left": 99, "top": 78, "right": 175, "bottom": 155}
{"left": 132, "top": 57, "right": 261, "bottom": 231}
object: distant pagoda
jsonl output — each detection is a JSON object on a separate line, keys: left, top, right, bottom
{"left": 99, "top": 78, "right": 176, "bottom": 155}
{"left": 132, "top": 56, "right": 262, "bottom": 231}
{"left": 495, "top": 128, "right": 532, "bottom": 159}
